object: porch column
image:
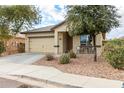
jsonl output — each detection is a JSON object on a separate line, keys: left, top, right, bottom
{"left": 73, "top": 35, "right": 80, "bottom": 53}
{"left": 54, "top": 30, "right": 59, "bottom": 54}
{"left": 96, "top": 34, "right": 103, "bottom": 56}
{"left": 25, "top": 34, "right": 30, "bottom": 52}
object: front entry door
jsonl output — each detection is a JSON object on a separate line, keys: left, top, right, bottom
{"left": 63, "top": 32, "right": 73, "bottom": 53}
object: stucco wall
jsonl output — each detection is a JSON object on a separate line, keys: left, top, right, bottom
{"left": 54, "top": 30, "right": 59, "bottom": 54}
{"left": 54, "top": 23, "right": 67, "bottom": 32}
{"left": 25, "top": 32, "right": 54, "bottom": 52}
{"left": 54, "top": 22, "right": 67, "bottom": 54}
{"left": 54, "top": 32, "right": 68, "bottom": 54}
{"left": 73, "top": 35, "right": 80, "bottom": 53}
{"left": 58, "top": 33, "right": 63, "bottom": 54}
{"left": 26, "top": 32, "right": 54, "bottom": 37}
{"left": 2, "top": 37, "right": 25, "bottom": 56}
{"left": 25, "top": 22, "right": 104, "bottom": 56}
{"left": 25, "top": 34, "right": 29, "bottom": 52}
{"left": 96, "top": 33, "right": 103, "bottom": 56}
{"left": 54, "top": 22, "right": 104, "bottom": 55}
{"left": 72, "top": 33, "right": 103, "bottom": 56}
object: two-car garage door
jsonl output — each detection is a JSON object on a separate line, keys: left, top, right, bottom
{"left": 29, "top": 37, "right": 54, "bottom": 53}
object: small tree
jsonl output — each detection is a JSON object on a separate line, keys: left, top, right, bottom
{"left": 66, "top": 5, "right": 120, "bottom": 61}
{"left": 0, "top": 5, "right": 42, "bottom": 38}
{"left": 0, "top": 5, "right": 42, "bottom": 53}
{"left": 0, "top": 41, "right": 5, "bottom": 56}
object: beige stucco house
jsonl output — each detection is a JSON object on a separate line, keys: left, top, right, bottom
{"left": 21, "top": 21, "right": 105, "bottom": 56}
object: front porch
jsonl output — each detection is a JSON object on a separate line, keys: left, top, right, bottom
{"left": 54, "top": 31, "right": 102, "bottom": 56}
{"left": 57, "top": 32, "right": 73, "bottom": 54}
{"left": 53, "top": 21, "right": 103, "bottom": 56}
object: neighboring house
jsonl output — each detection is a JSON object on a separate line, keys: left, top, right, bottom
{"left": 119, "top": 36, "right": 124, "bottom": 39}
{"left": 2, "top": 37, "right": 25, "bottom": 56}
{"left": 21, "top": 21, "right": 105, "bottom": 56}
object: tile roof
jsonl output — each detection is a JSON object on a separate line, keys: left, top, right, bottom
{"left": 21, "top": 21, "right": 65, "bottom": 34}
{"left": 21, "top": 25, "right": 55, "bottom": 34}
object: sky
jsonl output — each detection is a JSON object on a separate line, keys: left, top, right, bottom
{"left": 36, "top": 5, "right": 124, "bottom": 39}
{"left": 37, "top": 5, "right": 65, "bottom": 27}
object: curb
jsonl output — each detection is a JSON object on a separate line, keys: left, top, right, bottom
{"left": 11, "top": 74, "right": 83, "bottom": 88}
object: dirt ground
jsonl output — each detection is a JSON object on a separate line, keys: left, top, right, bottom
{"left": 33, "top": 54, "right": 124, "bottom": 81}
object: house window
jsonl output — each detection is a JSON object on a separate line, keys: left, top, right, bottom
{"left": 80, "top": 35, "right": 91, "bottom": 45}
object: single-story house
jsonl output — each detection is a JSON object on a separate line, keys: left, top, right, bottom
{"left": 21, "top": 21, "right": 105, "bottom": 56}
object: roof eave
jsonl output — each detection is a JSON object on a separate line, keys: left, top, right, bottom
{"left": 20, "top": 30, "right": 53, "bottom": 34}
{"left": 20, "top": 20, "right": 66, "bottom": 34}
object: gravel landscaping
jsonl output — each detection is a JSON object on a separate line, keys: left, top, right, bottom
{"left": 33, "top": 54, "right": 124, "bottom": 81}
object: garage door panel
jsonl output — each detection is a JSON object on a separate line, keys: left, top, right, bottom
{"left": 29, "top": 37, "right": 54, "bottom": 53}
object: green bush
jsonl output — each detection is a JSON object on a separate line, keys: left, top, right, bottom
{"left": 0, "top": 41, "right": 5, "bottom": 56}
{"left": 45, "top": 54, "right": 54, "bottom": 61}
{"left": 59, "top": 53, "right": 70, "bottom": 64}
{"left": 103, "top": 39, "right": 124, "bottom": 69}
{"left": 68, "top": 50, "right": 76, "bottom": 58}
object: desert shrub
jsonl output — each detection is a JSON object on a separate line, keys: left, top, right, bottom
{"left": 68, "top": 50, "right": 76, "bottom": 58}
{"left": 17, "top": 43, "right": 25, "bottom": 53}
{"left": 59, "top": 53, "right": 70, "bottom": 64}
{"left": 103, "top": 39, "right": 124, "bottom": 69}
{"left": 45, "top": 54, "right": 54, "bottom": 61}
{"left": 0, "top": 41, "right": 5, "bottom": 56}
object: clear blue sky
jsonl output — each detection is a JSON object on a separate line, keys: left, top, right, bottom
{"left": 36, "top": 5, "right": 124, "bottom": 39}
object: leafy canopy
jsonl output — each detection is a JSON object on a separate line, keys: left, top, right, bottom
{"left": 0, "top": 5, "right": 42, "bottom": 36}
{"left": 66, "top": 5, "right": 120, "bottom": 36}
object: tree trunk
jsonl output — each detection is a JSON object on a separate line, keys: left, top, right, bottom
{"left": 92, "top": 34, "right": 97, "bottom": 62}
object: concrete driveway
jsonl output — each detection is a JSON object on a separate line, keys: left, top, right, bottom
{"left": 0, "top": 53, "right": 44, "bottom": 64}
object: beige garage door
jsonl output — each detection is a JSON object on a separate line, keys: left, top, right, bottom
{"left": 29, "top": 37, "right": 54, "bottom": 53}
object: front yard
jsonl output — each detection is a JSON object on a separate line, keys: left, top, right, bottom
{"left": 33, "top": 54, "right": 124, "bottom": 81}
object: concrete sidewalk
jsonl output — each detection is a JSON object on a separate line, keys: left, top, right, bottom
{"left": 0, "top": 62, "right": 123, "bottom": 88}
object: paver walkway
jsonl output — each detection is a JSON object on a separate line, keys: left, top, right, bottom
{"left": 0, "top": 61, "right": 123, "bottom": 88}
